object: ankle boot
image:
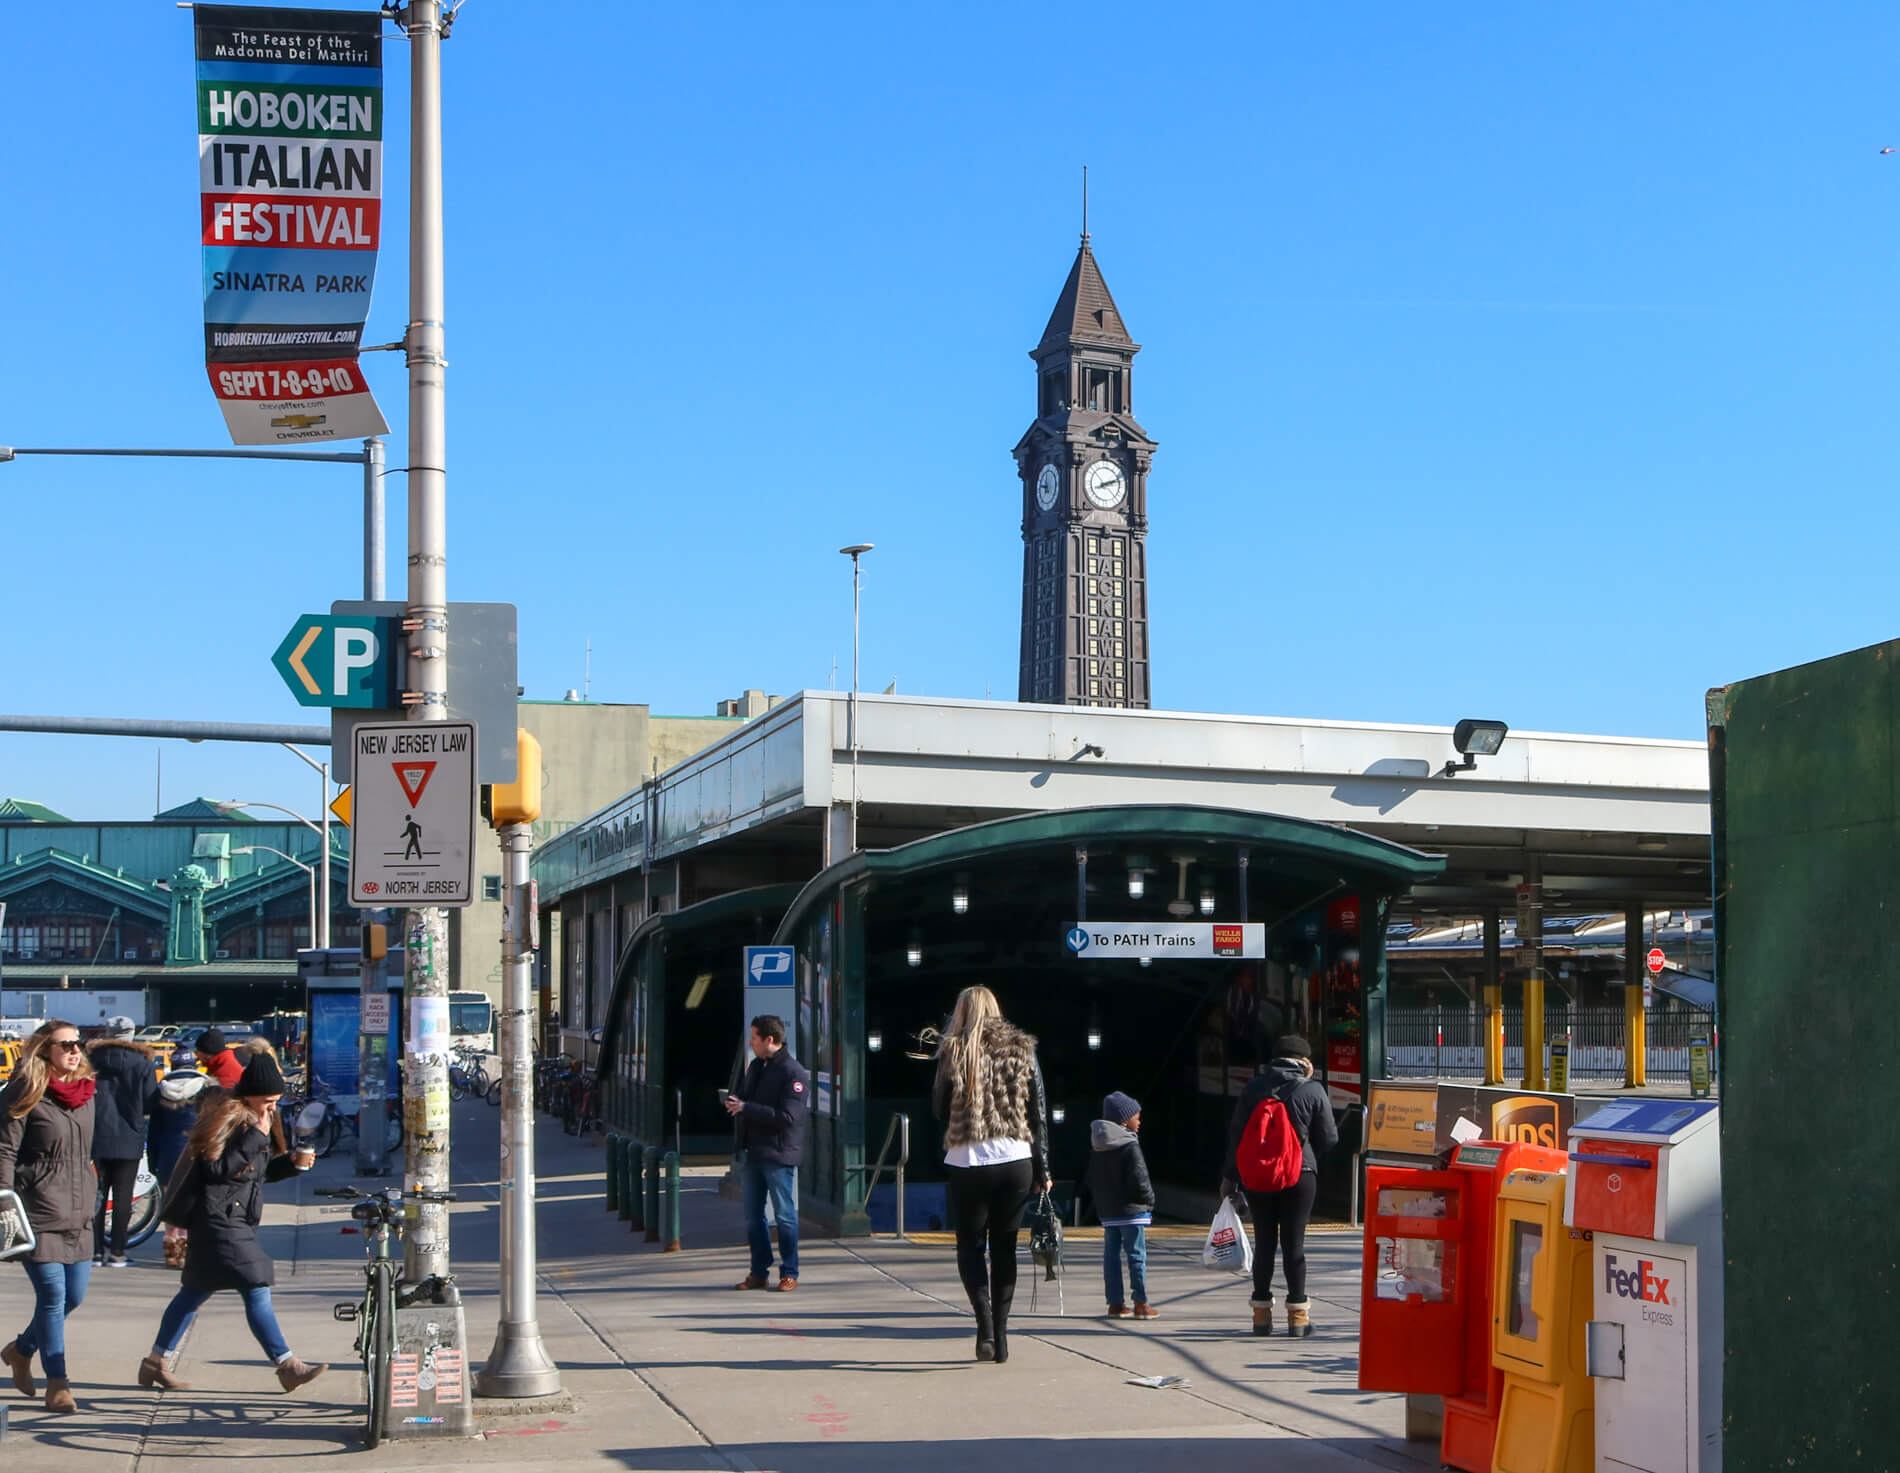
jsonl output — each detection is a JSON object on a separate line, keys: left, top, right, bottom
{"left": 275, "top": 1357, "right": 327, "bottom": 1392}
{"left": 992, "top": 1280, "right": 1016, "bottom": 1364}
{"left": 2, "top": 1338, "right": 34, "bottom": 1398}
{"left": 44, "top": 1378, "right": 76, "bottom": 1414}
{"left": 139, "top": 1353, "right": 191, "bottom": 1391}
{"left": 971, "top": 1290, "right": 996, "bottom": 1361}
{"left": 1286, "top": 1300, "right": 1313, "bottom": 1338}
{"left": 1251, "top": 1299, "right": 1274, "bottom": 1337}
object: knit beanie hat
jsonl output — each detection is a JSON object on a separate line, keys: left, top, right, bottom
{"left": 236, "top": 1050, "right": 288, "bottom": 1098}
{"left": 1102, "top": 1090, "right": 1141, "bottom": 1125}
{"left": 1273, "top": 1034, "right": 1313, "bottom": 1061}
{"left": 197, "top": 1028, "right": 227, "bottom": 1055}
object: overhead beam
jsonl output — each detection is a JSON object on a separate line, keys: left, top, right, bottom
{"left": 0, "top": 714, "right": 332, "bottom": 745}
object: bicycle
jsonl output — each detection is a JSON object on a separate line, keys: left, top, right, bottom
{"left": 561, "top": 1070, "right": 602, "bottom": 1137}
{"left": 316, "top": 1185, "right": 457, "bottom": 1451}
{"left": 447, "top": 1046, "right": 491, "bottom": 1104}
{"left": 289, "top": 1077, "right": 404, "bottom": 1159}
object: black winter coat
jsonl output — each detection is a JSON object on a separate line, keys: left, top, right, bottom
{"left": 0, "top": 1082, "right": 96, "bottom": 1264}
{"left": 179, "top": 1123, "right": 302, "bottom": 1293}
{"left": 1223, "top": 1060, "right": 1340, "bottom": 1184}
{"left": 734, "top": 1049, "right": 811, "bottom": 1168}
{"left": 1085, "top": 1120, "right": 1155, "bottom": 1223}
{"left": 89, "top": 1041, "right": 159, "bottom": 1161}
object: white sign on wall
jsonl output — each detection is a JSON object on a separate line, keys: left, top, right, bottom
{"left": 361, "top": 992, "right": 391, "bottom": 1036}
{"left": 1063, "top": 922, "right": 1266, "bottom": 959}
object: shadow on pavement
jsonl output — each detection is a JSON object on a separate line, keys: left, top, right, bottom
{"left": 605, "top": 1435, "right": 1424, "bottom": 1473}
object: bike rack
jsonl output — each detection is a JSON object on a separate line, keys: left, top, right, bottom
{"left": 844, "top": 1112, "right": 910, "bottom": 1241}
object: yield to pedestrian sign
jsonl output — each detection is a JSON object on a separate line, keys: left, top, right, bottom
{"left": 348, "top": 720, "right": 476, "bottom": 906}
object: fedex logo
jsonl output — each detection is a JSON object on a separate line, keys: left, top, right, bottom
{"left": 1603, "top": 1252, "right": 1671, "bottom": 1305}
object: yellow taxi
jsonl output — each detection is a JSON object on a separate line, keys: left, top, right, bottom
{"left": 0, "top": 1038, "right": 21, "bottom": 1085}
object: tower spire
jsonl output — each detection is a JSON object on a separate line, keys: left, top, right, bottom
{"left": 1081, "top": 164, "right": 1089, "bottom": 245}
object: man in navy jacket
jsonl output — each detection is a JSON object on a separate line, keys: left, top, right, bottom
{"left": 724, "top": 1015, "right": 810, "bottom": 1291}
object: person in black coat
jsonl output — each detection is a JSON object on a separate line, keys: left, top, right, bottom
{"left": 88, "top": 1021, "right": 158, "bottom": 1268}
{"left": 723, "top": 1014, "right": 810, "bottom": 1292}
{"left": 1220, "top": 1036, "right": 1340, "bottom": 1337}
{"left": 1086, "top": 1091, "right": 1157, "bottom": 1319}
{"left": 137, "top": 1051, "right": 327, "bottom": 1394}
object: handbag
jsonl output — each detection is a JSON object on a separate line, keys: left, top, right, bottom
{"left": 158, "top": 1151, "right": 202, "bottom": 1230}
{"left": 0, "top": 1188, "right": 36, "bottom": 1262}
{"left": 1026, "top": 1188, "right": 1065, "bottom": 1315}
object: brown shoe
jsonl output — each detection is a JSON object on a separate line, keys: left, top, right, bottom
{"left": 734, "top": 1274, "right": 769, "bottom": 1290}
{"left": 139, "top": 1353, "right": 191, "bottom": 1391}
{"left": 2, "top": 1338, "right": 34, "bottom": 1398}
{"left": 1251, "top": 1302, "right": 1274, "bottom": 1337}
{"left": 1132, "top": 1303, "right": 1161, "bottom": 1320}
{"left": 274, "top": 1357, "right": 327, "bottom": 1393}
{"left": 774, "top": 1276, "right": 798, "bottom": 1292}
{"left": 44, "top": 1378, "right": 76, "bottom": 1414}
{"left": 1106, "top": 1303, "right": 1128, "bottom": 1317}
{"left": 1286, "top": 1300, "right": 1313, "bottom": 1338}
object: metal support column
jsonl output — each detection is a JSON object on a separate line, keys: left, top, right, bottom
{"left": 476, "top": 821, "right": 561, "bottom": 1398}
{"left": 1624, "top": 902, "right": 1649, "bottom": 1089}
{"left": 1519, "top": 856, "right": 1545, "bottom": 1091}
{"left": 1482, "top": 906, "right": 1504, "bottom": 1085}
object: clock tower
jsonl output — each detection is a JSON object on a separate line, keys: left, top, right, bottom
{"left": 1015, "top": 232, "right": 1156, "bottom": 707}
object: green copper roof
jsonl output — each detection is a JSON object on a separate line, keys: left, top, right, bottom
{"left": 154, "top": 798, "right": 257, "bottom": 822}
{"left": 0, "top": 799, "right": 71, "bottom": 823}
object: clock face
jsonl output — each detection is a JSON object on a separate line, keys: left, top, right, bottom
{"left": 1083, "top": 459, "right": 1126, "bottom": 510}
{"left": 1035, "top": 463, "right": 1061, "bottom": 511}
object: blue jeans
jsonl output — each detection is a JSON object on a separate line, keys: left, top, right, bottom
{"left": 154, "top": 1284, "right": 291, "bottom": 1364}
{"left": 742, "top": 1157, "right": 799, "bottom": 1280}
{"left": 1104, "top": 1224, "right": 1148, "bottom": 1307}
{"left": 15, "top": 1259, "right": 91, "bottom": 1380}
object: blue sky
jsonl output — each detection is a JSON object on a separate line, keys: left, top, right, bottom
{"left": 3, "top": 3, "right": 1896, "bottom": 820}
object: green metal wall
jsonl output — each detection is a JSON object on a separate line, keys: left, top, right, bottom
{"left": 1718, "top": 639, "right": 1899, "bottom": 1471}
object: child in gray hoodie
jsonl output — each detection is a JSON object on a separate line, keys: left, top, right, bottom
{"left": 1086, "top": 1091, "right": 1157, "bottom": 1318}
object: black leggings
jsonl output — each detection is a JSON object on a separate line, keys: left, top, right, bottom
{"left": 95, "top": 1157, "right": 140, "bottom": 1258}
{"left": 1246, "top": 1172, "right": 1318, "bottom": 1304}
{"left": 945, "top": 1159, "right": 1033, "bottom": 1310}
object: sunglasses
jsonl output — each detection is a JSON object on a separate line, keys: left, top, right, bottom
{"left": 50, "top": 1038, "right": 84, "bottom": 1051}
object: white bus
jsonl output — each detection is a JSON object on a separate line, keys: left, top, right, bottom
{"left": 449, "top": 990, "right": 495, "bottom": 1055}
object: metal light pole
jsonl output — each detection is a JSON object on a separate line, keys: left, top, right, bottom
{"left": 213, "top": 798, "right": 330, "bottom": 948}
{"left": 231, "top": 845, "right": 316, "bottom": 947}
{"left": 0, "top": 441, "right": 384, "bottom": 586}
{"left": 400, "top": 0, "right": 455, "bottom": 1292}
{"left": 475, "top": 819, "right": 560, "bottom": 1397}
{"left": 839, "top": 544, "right": 873, "bottom": 853}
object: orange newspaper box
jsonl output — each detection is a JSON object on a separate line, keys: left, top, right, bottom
{"left": 1360, "top": 1138, "right": 1568, "bottom": 1472}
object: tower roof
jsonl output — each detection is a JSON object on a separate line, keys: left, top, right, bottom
{"left": 1038, "top": 238, "right": 1135, "bottom": 351}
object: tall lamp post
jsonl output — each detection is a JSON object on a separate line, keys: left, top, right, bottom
{"left": 230, "top": 845, "right": 317, "bottom": 949}
{"left": 839, "top": 543, "right": 874, "bottom": 853}
{"left": 213, "top": 797, "right": 333, "bottom": 948}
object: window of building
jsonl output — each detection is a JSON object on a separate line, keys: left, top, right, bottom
{"left": 482, "top": 874, "right": 502, "bottom": 901}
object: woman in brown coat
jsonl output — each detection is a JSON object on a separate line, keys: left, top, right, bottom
{"left": 0, "top": 1021, "right": 98, "bottom": 1414}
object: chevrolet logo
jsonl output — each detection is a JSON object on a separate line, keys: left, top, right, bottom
{"left": 271, "top": 413, "right": 328, "bottom": 429}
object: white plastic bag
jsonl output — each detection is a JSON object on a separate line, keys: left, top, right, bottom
{"left": 1202, "top": 1197, "right": 1253, "bottom": 1274}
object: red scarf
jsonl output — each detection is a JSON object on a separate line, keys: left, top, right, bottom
{"left": 46, "top": 1077, "right": 95, "bottom": 1110}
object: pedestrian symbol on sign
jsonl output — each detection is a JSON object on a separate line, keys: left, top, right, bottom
{"left": 402, "top": 815, "right": 424, "bottom": 861}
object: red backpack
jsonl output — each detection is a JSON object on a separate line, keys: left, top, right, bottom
{"left": 1235, "top": 1081, "right": 1306, "bottom": 1193}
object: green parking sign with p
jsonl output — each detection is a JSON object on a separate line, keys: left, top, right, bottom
{"left": 271, "top": 613, "right": 398, "bottom": 708}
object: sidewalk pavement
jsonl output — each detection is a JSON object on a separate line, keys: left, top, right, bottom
{"left": 0, "top": 1101, "right": 1433, "bottom": 1473}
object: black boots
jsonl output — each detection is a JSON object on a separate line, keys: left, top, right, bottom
{"left": 992, "top": 1279, "right": 1016, "bottom": 1364}
{"left": 972, "top": 1290, "right": 996, "bottom": 1361}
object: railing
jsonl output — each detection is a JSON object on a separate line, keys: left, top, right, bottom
{"left": 845, "top": 1112, "right": 910, "bottom": 1240}
{"left": 1385, "top": 1003, "right": 1716, "bottom": 1084}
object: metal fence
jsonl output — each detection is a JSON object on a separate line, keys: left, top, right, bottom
{"left": 1385, "top": 1004, "right": 1715, "bottom": 1084}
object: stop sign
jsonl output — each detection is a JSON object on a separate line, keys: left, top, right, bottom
{"left": 1646, "top": 947, "right": 1666, "bottom": 975}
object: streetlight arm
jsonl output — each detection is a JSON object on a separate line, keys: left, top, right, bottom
{"left": 0, "top": 445, "right": 367, "bottom": 465}
{"left": 218, "top": 798, "right": 324, "bottom": 842}
{"left": 233, "top": 844, "right": 314, "bottom": 876}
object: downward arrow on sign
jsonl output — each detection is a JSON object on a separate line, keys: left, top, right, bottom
{"left": 394, "top": 761, "right": 437, "bottom": 806}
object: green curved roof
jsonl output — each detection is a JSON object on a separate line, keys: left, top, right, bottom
{"left": 773, "top": 804, "right": 1444, "bottom": 945}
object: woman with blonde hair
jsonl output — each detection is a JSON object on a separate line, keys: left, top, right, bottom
{"left": 932, "top": 985, "right": 1049, "bottom": 1363}
{"left": 0, "top": 1021, "right": 99, "bottom": 1413}
{"left": 137, "top": 1049, "right": 325, "bottom": 1393}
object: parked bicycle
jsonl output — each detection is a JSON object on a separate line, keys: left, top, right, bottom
{"left": 287, "top": 1076, "right": 404, "bottom": 1160}
{"left": 316, "top": 1184, "right": 458, "bottom": 1450}
{"left": 561, "top": 1070, "right": 603, "bottom": 1137}
{"left": 447, "top": 1045, "right": 495, "bottom": 1104}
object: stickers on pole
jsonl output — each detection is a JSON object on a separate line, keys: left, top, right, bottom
{"left": 193, "top": 5, "right": 388, "bottom": 444}
{"left": 348, "top": 721, "right": 476, "bottom": 906}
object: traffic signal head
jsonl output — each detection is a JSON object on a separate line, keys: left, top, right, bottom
{"left": 483, "top": 728, "right": 542, "bottom": 826}
{"left": 364, "top": 923, "right": 387, "bottom": 962}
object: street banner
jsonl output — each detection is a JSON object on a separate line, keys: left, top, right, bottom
{"left": 194, "top": 5, "right": 389, "bottom": 444}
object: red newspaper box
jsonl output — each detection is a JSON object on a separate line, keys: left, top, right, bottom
{"left": 1361, "top": 1138, "right": 1568, "bottom": 1471}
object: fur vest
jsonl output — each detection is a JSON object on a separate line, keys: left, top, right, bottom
{"left": 940, "top": 1020, "right": 1037, "bottom": 1149}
